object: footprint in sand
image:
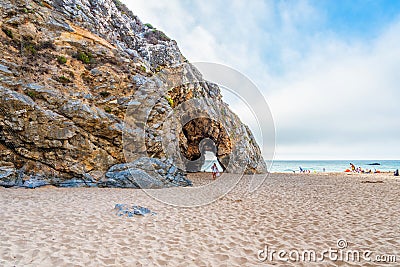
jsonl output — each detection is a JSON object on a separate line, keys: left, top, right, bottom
{"left": 215, "top": 253, "right": 229, "bottom": 261}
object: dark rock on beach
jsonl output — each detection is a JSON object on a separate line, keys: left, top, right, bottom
{"left": 102, "top": 157, "right": 191, "bottom": 188}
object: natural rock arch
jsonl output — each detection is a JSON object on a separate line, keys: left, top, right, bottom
{"left": 179, "top": 118, "right": 232, "bottom": 172}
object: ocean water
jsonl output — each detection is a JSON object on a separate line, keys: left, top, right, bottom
{"left": 267, "top": 160, "right": 400, "bottom": 173}
{"left": 201, "top": 159, "right": 400, "bottom": 173}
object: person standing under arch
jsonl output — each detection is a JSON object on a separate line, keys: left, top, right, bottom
{"left": 211, "top": 163, "right": 220, "bottom": 180}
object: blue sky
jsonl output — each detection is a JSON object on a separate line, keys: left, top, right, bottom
{"left": 316, "top": 0, "right": 400, "bottom": 36}
{"left": 123, "top": 0, "right": 400, "bottom": 160}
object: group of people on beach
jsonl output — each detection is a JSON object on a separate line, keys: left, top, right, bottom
{"left": 299, "top": 167, "right": 311, "bottom": 173}
{"left": 297, "top": 163, "right": 396, "bottom": 174}
{"left": 348, "top": 163, "right": 400, "bottom": 174}
{"left": 209, "top": 162, "right": 396, "bottom": 177}
{"left": 349, "top": 163, "right": 367, "bottom": 173}
{"left": 349, "top": 163, "right": 377, "bottom": 173}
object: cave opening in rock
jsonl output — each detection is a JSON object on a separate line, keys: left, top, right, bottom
{"left": 179, "top": 118, "right": 232, "bottom": 172}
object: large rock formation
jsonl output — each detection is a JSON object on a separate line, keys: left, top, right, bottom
{"left": 0, "top": 0, "right": 267, "bottom": 188}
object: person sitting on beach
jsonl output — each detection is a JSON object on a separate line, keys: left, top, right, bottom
{"left": 395, "top": 169, "right": 399, "bottom": 176}
{"left": 211, "top": 163, "right": 219, "bottom": 180}
{"left": 350, "top": 163, "right": 356, "bottom": 172}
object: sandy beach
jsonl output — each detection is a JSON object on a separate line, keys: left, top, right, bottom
{"left": 0, "top": 172, "right": 399, "bottom": 266}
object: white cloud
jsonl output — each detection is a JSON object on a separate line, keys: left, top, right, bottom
{"left": 270, "top": 19, "right": 400, "bottom": 159}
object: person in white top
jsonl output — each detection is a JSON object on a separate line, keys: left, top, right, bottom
{"left": 211, "top": 163, "right": 219, "bottom": 180}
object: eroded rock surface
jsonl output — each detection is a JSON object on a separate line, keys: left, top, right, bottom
{"left": 103, "top": 157, "right": 191, "bottom": 188}
{"left": 0, "top": 0, "right": 267, "bottom": 188}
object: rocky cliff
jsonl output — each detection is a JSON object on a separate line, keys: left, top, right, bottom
{"left": 0, "top": 0, "right": 267, "bottom": 188}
